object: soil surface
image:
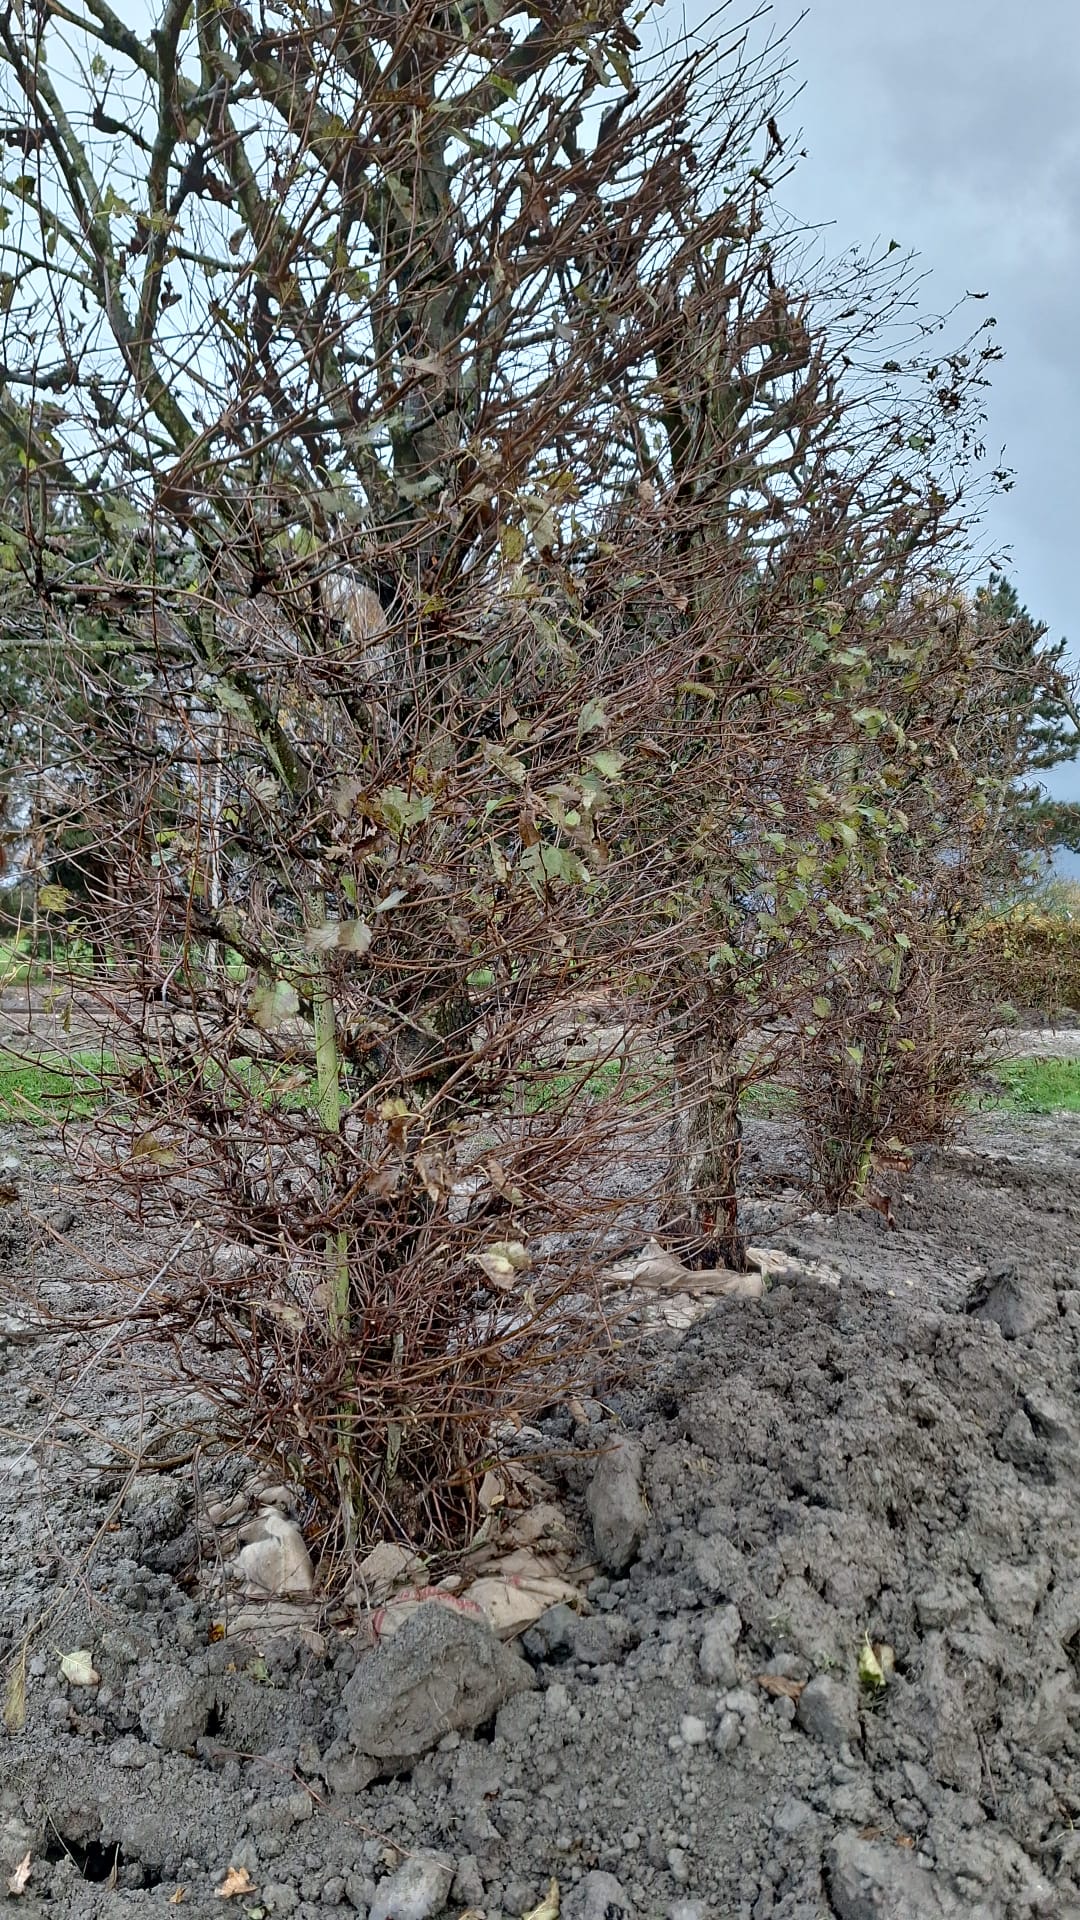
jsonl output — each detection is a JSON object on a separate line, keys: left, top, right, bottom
{"left": 2, "top": 1105, "right": 1080, "bottom": 1919}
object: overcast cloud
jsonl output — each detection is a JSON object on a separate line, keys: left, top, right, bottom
{"left": 676, "top": 0, "right": 1079, "bottom": 799}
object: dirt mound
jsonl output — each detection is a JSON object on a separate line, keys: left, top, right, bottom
{"left": 2, "top": 1120, "right": 1080, "bottom": 1917}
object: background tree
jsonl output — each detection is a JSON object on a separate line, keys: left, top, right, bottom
{"left": 973, "top": 573, "right": 1080, "bottom": 860}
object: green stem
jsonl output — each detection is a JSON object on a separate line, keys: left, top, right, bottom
{"left": 307, "top": 890, "right": 356, "bottom": 1536}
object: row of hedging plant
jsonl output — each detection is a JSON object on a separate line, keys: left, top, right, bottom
{"left": 0, "top": 0, "right": 1060, "bottom": 1556}
{"left": 974, "top": 897, "right": 1080, "bottom": 1024}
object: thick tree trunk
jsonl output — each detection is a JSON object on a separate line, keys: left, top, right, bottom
{"left": 669, "top": 1010, "right": 745, "bottom": 1269}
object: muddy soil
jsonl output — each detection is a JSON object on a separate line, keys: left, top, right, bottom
{"left": 1, "top": 1111, "right": 1080, "bottom": 1919}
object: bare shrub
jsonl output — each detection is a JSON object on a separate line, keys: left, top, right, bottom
{"left": 0, "top": 0, "right": 1056, "bottom": 1551}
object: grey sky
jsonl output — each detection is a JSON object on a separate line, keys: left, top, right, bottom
{"left": 698, "top": 0, "right": 1079, "bottom": 798}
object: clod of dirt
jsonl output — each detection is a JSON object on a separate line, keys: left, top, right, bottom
{"left": 368, "top": 1849, "right": 454, "bottom": 1920}
{"left": 585, "top": 1435, "right": 647, "bottom": 1572}
{"left": 343, "top": 1601, "right": 533, "bottom": 1771}
{"left": 698, "top": 1603, "right": 742, "bottom": 1685}
{"left": 138, "top": 1666, "right": 216, "bottom": 1751}
{"left": 967, "top": 1261, "right": 1055, "bottom": 1340}
{"left": 795, "top": 1672, "right": 860, "bottom": 1750}
{"left": 827, "top": 1829, "right": 958, "bottom": 1918}
{"left": 564, "top": 1869, "right": 635, "bottom": 1918}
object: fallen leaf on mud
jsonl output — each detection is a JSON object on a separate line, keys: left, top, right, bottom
{"left": 6, "top": 1852, "right": 31, "bottom": 1896}
{"left": 130, "top": 1130, "right": 181, "bottom": 1166}
{"left": 865, "top": 1188, "right": 896, "bottom": 1228}
{"left": 59, "top": 1649, "right": 100, "bottom": 1687}
{"left": 755, "top": 1673, "right": 805, "bottom": 1701}
{"left": 522, "top": 1880, "right": 560, "bottom": 1920}
{"left": 215, "top": 1866, "right": 256, "bottom": 1899}
{"left": 168, "top": 1889, "right": 188, "bottom": 1905}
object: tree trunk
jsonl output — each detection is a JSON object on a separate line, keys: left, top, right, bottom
{"left": 669, "top": 1007, "right": 745, "bottom": 1269}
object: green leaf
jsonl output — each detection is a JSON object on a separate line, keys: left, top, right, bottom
{"left": 499, "top": 524, "right": 526, "bottom": 564}
{"left": 378, "top": 787, "right": 433, "bottom": 835}
{"left": 101, "top": 184, "right": 134, "bottom": 218}
{"left": 812, "top": 995, "right": 831, "bottom": 1018}
{"left": 523, "top": 843, "right": 589, "bottom": 888}
{"left": 589, "top": 748, "right": 625, "bottom": 780}
{"left": 578, "top": 698, "right": 608, "bottom": 737}
{"left": 858, "top": 1635, "right": 888, "bottom": 1691}
{"left": 524, "top": 496, "right": 556, "bottom": 552}
{"left": 483, "top": 742, "right": 527, "bottom": 785}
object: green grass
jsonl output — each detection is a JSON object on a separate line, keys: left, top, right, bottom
{"left": 0, "top": 937, "right": 37, "bottom": 987}
{"left": 0, "top": 935, "right": 99, "bottom": 986}
{"left": 508, "top": 1056, "right": 665, "bottom": 1115}
{"left": 984, "top": 1057, "right": 1080, "bottom": 1115}
{"left": 0, "top": 1050, "right": 118, "bottom": 1122}
{"left": 740, "top": 1080, "right": 799, "bottom": 1119}
{"left": 0, "top": 1047, "right": 322, "bottom": 1125}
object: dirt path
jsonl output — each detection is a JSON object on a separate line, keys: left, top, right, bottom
{"left": 1, "top": 1113, "right": 1078, "bottom": 1918}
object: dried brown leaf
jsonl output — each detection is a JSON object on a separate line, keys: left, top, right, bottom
{"left": 755, "top": 1673, "right": 805, "bottom": 1701}
{"left": 215, "top": 1865, "right": 256, "bottom": 1899}
{"left": 6, "top": 1852, "right": 31, "bottom": 1896}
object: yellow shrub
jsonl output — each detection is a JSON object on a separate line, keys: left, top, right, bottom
{"left": 975, "top": 905, "right": 1080, "bottom": 1018}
